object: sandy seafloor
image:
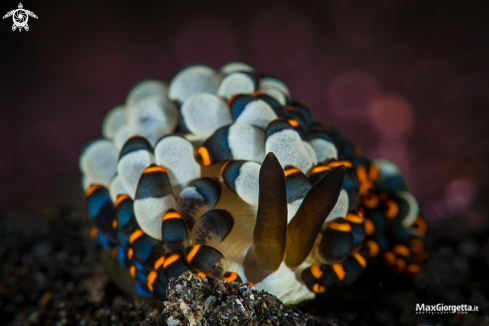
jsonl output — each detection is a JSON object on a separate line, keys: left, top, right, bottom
{"left": 0, "top": 201, "right": 487, "bottom": 325}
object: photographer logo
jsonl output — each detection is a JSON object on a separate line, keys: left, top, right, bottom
{"left": 416, "top": 303, "right": 479, "bottom": 315}
{"left": 3, "top": 3, "right": 38, "bottom": 32}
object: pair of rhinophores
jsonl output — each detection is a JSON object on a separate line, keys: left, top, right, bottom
{"left": 80, "top": 62, "right": 428, "bottom": 305}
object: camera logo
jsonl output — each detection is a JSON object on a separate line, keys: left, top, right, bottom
{"left": 3, "top": 3, "right": 38, "bottom": 32}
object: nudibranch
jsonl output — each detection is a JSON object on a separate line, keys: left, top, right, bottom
{"left": 79, "top": 62, "right": 428, "bottom": 305}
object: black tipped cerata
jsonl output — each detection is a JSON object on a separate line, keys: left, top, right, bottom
{"left": 289, "top": 100, "right": 312, "bottom": 130}
{"left": 118, "top": 210, "right": 141, "bottom": 246}
{"left": 229, "top": 94, "right": 255, "bottom": 120}
{"left": 221, "top": 160, "right": 247, "bottom": 195}
{"left": 265, "top": 118, "right": 295, "bottom": 140}
{"left": 317, "top": 218, "right": 353, "bottom": 263}
{"left": 187, "top": 177, "right": 221, "bottom": 207}
{"left": 131, "top": 233, "right": 166, "bottom": 270}
{"left": 191, "top": 209, "right": 234, "bottom": 246}
{"left": 86, "top": 185, "right": 119, "bottom": 243}
{"left": 148, "top": 273, "right": 167, "bottom": 297}
{"left": 177, "top": 177, "right": 222, "bottom": 230}
{"left": 222, "top": 271, "right": 242, "bottom": 283}
{"left": 301, "top": 262, "right": 358, "bottom": 293}
{"left": 162, "top": 254, "right": 190, "bottom": 280}
{"left": 285, "top": 165, "right": 346, "bottom": 268}
{"left": 301, "top": 265, "right": 326, "bottom": 293}
{"left": 185, "top": 244, "right": 227, "bottom": 279}
{"left": 380, "top": 193, "right": 416, "bottom": 227}
{"left": 309, "top": 161, "right": 359, "bottom": 209}
{"left": 253, "top": 152, "right": 287, "bottom": 272}
{"left": 284, "top": 107, "right": 307, "bottom": 136}
{"left": 114, "top": 195, "right": 138, "bottom": 247}
{"left": 197, "top": 126, "right": 231, "bottom": 165}
{"left": 318, "top": 265, "right": 342, "bottom": 288}
{"left": 155, "top": 262, "right": 169, "bottom": 287}
{"left": 135, "top": 164, "right": 173, "bottom": 199}
{"left": 161, "top": 209, "right": 188, "bottom": 255}
{"left": 342, "top": 253, "right": 367, "bottom": 284}
{"left": 375, "top": 173, "right": 410, "bottom": 194}
{"left": 284, "top": 166, "right": 311, "bottom": 203}
{"left": 304, "top": 128, "right": 335, "bottom": 145}
{"left": 253, "top": 92, "right": 287, "bottom": 117}
{"left": 119, "top": 136, "right": 153, "bottom": 160}
{"left": 345, "top": 211, "right": 366, "bottom": 251}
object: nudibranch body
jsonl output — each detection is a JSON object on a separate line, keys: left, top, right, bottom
{"left": 80, "top": 62, "right": 428, "bottom": 305}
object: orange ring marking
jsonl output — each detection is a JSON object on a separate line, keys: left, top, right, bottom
{"left": 356, "top": 166, "right": 367, "bottom": 182}
{"left": 365, "top": 240, "right": 379, "bottom": 257}
{"left": 288, "top": 119, "right": 299, "bottom": 127}
{"left": 392, "top": 244, "right": 410, "bottom": 257}
{"left": 186, "top": 244, "right": 201, "bottom": 263}
{"left": 223, "top": 272, "right": 238, "bottom": 283}
{"left": 163, "top": 254, "right": 180, "bottom": 269}
{"left": 220, "top": 161, "right": 231, "bottom": 176}
{"left": 364, "top": 219, "right": 375, "bottom": 236}
{"left": 310, "top": 265, "right": 323, "bottom": 279}
{"left": 362, "top": 193, "right": 379, "bottom": 209}
{"left": 147, "top": 271, "right": 157, "bottom": 292}
{"left": 328, "top": 160, "right": 353, "bottom": 168}
{"left": 406, "top": 264, "right": 421, "bottom": 276}
{"left": 129, "top": 229, "right": 144, "bottom": 244}
{"left": 368, "top": 164, "right": 379, "bottom": 181}
{"left": 144, "top": 165, "right": 166, "bottom": 174}
{"left": 114, "top": 194, "right": 130, "bottom": 208}
{"left": 197, "top": 147, "right": 211, "bottom": 166}
{"left": 90, "top": 227, "right": 98, "bottom": 239}
{"left": 311, "top": 165, "right": 331, "bottom": 175}
{"left": 346, "top": 213, "right": 363, "bottom": 224}
{"left": 413, "top": 217, "right": 427, "bottom": 235}
{"left": 328, "top": 222, "right": 351, "bottom": 232}
{"left": 162, "top": 211, "right": 181, "bottom": 221}
{"left": 359, "top": 180, "right": 374, "bottom": 196}
{"left": 385, "top": 200, "right": 399, "bottom": 219}
{"left": 284, "top": 167, "right": 301, "bottom": 177}
{"left": 353, "top": 252, "right": 367, "bottom": 269}
{"left": 312, "top": 283, "right": 326, "bottom": 293}
{"left": 332, "top": 264, "right": 346, "bottom": 280}
{"left": 85, "top": 184, "right": 103, "bottom": 197}
{"left": 154, "top": 256, "right": 165, "bottom": 270}
{"left": 227, "top": 93, "right": 241, "bottom": 106}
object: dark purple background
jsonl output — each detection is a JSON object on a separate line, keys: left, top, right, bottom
{"left": 1, "top": 0, "right": 488, "bottom": 232}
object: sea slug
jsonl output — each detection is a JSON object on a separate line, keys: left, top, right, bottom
{"left": 79, "top": 62, "right": 428, "bottom": 305}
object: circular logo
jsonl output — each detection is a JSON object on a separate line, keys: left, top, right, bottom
{"left": 14, "top": 10, "right": 28, "bottom": 27}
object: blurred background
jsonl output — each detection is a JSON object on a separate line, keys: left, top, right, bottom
{"left": 1, "top": 0, "right": 488, "bottom": 237}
